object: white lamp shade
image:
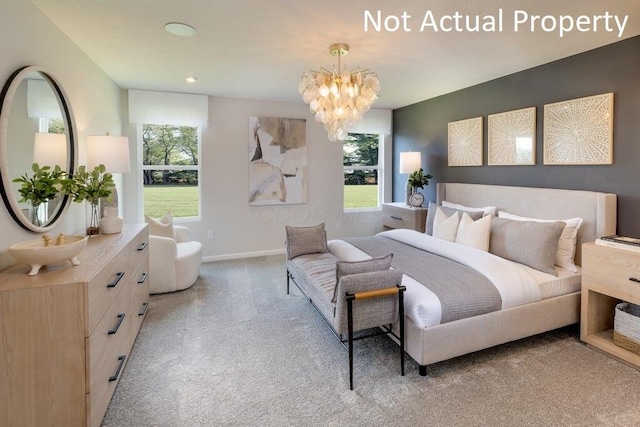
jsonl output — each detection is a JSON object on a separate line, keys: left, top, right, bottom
{"left": 399, "top": 151, "right": 421, "bottom": 174}
{"left": 33, "top": 133, "right": 67, "bottom": 168}
{"left": 87, "top": 135, "right": 131, "bottom": 173}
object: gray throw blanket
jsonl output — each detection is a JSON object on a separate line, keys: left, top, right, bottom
{"left": 344, "top": 236, "right": 502, "bottom": 324}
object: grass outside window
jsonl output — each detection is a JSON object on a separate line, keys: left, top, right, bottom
{"left": 344, "top": 185, "right": 378, "bottom": 209}
{"left": 144, "top": 185, "right": 198, "bottom": 218}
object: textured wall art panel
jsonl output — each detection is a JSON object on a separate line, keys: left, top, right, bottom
{"left": 448, "top": 117, "right": 483, "bottom": 166}
{"left": 488, "top": 107, "right": 536, "bottom": 165}
{"left": 543, "top": 93, "right": 614, "bottom": 165}
{"left": 249, "top": 116, "right": 307, "bottom": 205}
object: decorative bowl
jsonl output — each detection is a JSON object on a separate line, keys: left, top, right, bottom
{"left": 8, "top": 235, "right": 88, "bottom": 275}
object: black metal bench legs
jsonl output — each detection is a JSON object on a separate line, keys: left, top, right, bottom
{"left": 346, "top": 285, "right": 406, "bottom": 390}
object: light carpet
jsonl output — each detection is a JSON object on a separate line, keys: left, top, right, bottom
{"left": 102, "top": 255, "right": 640, "bottom": 426}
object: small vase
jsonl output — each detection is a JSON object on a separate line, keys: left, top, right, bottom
{"left": 86, "top": 202, "right": 101, "bottom": 236}
{"left": 101, "top": 207, "right": 123, "bottom": 234}
{"left": 405, "top": 184, "right": 416, "bottom": 206}
{"left": 30, "top": 202, "right": 43, "bottom": 226}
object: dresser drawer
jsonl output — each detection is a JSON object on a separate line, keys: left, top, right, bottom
{"left": 129, "top": 254, "right": 150, "bottom": 339}
{"left": 582, "top": 244, "right": 640, "bottom": 301}
{"left": 87, "top": 339, "right": 130, "bottom": 427}
{"left": 125, "top": 231, "right": 149, "bottom": 275}
{"left": 87, "top": 250, "right": 129, "bottom": 335}
{"left": 87, "top": 282, "right": 131, "bottom": 392}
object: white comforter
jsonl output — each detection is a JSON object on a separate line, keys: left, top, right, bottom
{"left": 328, "top": 229, "right": 558, "bottom": 329}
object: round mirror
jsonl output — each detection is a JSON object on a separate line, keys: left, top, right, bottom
{"left": 0, "top": 66, "right": 77, "bottom": 232}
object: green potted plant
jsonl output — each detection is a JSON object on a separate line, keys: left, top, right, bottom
{"left": 405, "top": 168, "right": 433, "bottom": 205}
{"left": 407, "top": 168, "right": 433, "bottom": 190}
{"left": 61, "top": 164, "right": 114, "bottom": 235}
{"left": 12, "top": 163, "right": 65, "bottom": 226}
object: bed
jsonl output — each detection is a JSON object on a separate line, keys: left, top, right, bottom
{"left": 328, "top": 183, "right": 617, "bottom": 375}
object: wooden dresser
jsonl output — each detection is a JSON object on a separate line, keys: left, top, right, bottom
{"left": 381, "top": 202, "right": 428, "bottom": 233}
{"left": 0, "top": 224, "right": 150, "bottom": 427}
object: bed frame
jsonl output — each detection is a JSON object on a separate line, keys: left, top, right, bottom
{"left": 403, "top": 183, "right": 617, "bottom": 376}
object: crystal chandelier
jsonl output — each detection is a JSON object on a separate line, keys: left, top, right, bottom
{"left": 298, "top": 43, "right": 380, "bottom": 142}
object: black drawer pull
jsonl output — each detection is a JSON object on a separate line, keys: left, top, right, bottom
{"left": 630, "top": 277, "right": 640, "bottom": 283}
{"left": 107, "top": 272, "right": 125, "bottom": 288}
{"left": 108, "top": 355, "right": 126, "bottom": 382}
{"left": 108, "top": 313, "right": 125, "bottom": 335}
{"left": 138, "top": 302, "right": 149, "bottom": 316}
{"left": 137, "top": 242, "right": 148, "bottom": 251}
{"left": 390, "top": 216, "right": 403, "bottom": 221}
{"left": 138, "top": 272, "right": 149, "bottom": 284}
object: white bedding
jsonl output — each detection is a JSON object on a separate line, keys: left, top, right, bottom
{"left": 328, "top": 229, "right": 580, "bottom": 329}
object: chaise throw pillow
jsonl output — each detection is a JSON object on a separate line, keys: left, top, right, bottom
{"left": 333, "top": 253, "right": 393, "bottom": 302}
{"left": 285, "top": 223, "right": 328, "bottom": 259}
{"left": 145, "top": 212, "right": 175, "bottom": 240}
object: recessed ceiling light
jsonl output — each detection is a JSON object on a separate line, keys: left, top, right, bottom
{"left": 186, "top": 76, "right": 197, "bottom": 83}
{"left": 164, "top": 22, "right": 197, "bottom": 37}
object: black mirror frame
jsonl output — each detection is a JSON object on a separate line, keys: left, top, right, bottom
{"left": 0, "top": 65, "right": 77, "bottom": 232}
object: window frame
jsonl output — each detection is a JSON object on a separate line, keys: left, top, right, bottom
{"left": 137, "top": 124, "right": 202, "bottom": 222}
{"left": 343, "top": 133, "right": 383, "bottom": 213}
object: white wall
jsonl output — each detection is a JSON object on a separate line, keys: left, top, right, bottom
{"left": 0, "top": 0, "right": 123, "bottom": 270}
{"left": 123, "top": 97, "right": 387, "bottom": 261}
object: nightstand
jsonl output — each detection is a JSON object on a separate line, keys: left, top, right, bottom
{"left": 381, "top": 202, "right": 427, "bottom": 233}
{"left": 581, "top": 242, "right": 640, "bottom": 368}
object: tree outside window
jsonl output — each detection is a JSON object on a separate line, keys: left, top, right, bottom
{"left": 343, "top": 134, "right": 380, "bottom": 209}
{"left": 142, "top": 124, "right": 200, "bottom": 218}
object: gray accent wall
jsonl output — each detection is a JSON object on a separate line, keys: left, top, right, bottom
{"left": 393, "top": 36, "right": 640, "bottom": 237}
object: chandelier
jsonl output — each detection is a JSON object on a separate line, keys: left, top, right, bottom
{"left": 298, "top": 43, "right": 380, "bottom": 142}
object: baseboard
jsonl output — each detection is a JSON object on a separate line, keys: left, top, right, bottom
{"left": 203, "top": 248, "right": 285, "bottom": 263}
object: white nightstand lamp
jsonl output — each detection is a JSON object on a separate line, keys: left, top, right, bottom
{"left": 399, "top": 151, "right": 421, "bottom": 205}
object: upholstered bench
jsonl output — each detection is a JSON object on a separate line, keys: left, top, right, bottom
{"left": 285, "top": 223, "right": 406, "bottom": 389}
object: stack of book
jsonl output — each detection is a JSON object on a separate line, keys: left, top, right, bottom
{"left": 595, "top": 235, "right": 640, "bottom": 253}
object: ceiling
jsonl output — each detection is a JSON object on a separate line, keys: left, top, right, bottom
{"left": 29, "top": 0, "right": 640, "bottom": 109}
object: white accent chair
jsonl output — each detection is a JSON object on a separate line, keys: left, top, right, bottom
{"left": 149, "top": 225, "right": 203, "bottom": 294}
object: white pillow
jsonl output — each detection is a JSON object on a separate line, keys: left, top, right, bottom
{"left": 442, "top": 201, "right": 496, "bottom": 217}
{"left": 455, "top": 213, "right": 491, "bottom": 252}
{"left": 145, "top": 212, "right": 176, "bottom": 240}
{"left": 433, "top": 207, "right": 460, "bottom": 242}
{"left": 497, "top": 211, "right": 583, "bottom": 272}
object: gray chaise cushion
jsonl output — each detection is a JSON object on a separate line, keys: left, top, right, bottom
{"left": 287, "top": 252, "right": 338, "bottom": 322}
{"left": 285, "top": 223, "right": 328, "bottom": 259}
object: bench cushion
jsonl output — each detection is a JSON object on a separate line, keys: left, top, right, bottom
{"left": 287, "top": 252, "right": 337, "bottom": 322}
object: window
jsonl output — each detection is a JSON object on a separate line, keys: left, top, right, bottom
{"left": 343, "top": 133, "right": 380, "bottom": 209}
{"left": 140, "top": 124, "right": 200, "bottom": 219}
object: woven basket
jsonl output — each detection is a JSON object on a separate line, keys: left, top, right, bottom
{"left": 613, "top": 302, "right": 640, "bottom": 355}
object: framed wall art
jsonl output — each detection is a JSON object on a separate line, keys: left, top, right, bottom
{"left": 448, "top": 116, "right": 483, "bottom": 166}
{"left": 249, "top": 116, "right": 307, "bottom": 205}
{"left": 543, "top": 93, "right": 614, "bottom": 165}
{"left": 488, "top": 107, "right": 536, "bottom": 165}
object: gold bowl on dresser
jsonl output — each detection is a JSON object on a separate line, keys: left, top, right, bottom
{"left": 8, "top": 235, "right": 88, "bottom": 275}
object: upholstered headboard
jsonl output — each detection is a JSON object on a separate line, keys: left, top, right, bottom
{"left": 436, "top": 183, "right": 617, "bottom": 266}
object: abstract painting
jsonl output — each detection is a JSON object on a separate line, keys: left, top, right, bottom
{"left": 448, "top": 117, "right": 483, "bottom": 166}
{"left": 543, "top": 93, "right": 614, "bottom": 165}
{"left": 488, "top": 107, "right": 536, "bottom": 165}
{"left": 249, "top": 116, "right": 307, "bottom": 205}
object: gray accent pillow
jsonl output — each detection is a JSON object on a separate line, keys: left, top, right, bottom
{"left": 285, "top": 223, "right": 328, "bottom": 259}
{"left": 333, "top": 253, "right": 393, "bottom": 302}
{"left": 489, "top": 217, "right": 565, "bottom": 276}
{"left": 425, "top": 202, "right": 483, "bottom": 235}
